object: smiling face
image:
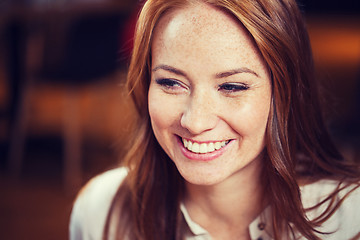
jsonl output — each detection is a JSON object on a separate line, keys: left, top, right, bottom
{"left": 148, "top": 2, "right": 272, "bottom": 186}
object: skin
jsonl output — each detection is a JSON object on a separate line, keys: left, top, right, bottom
{"left": 148, "top": 2, "right": 272, "bottom": 239}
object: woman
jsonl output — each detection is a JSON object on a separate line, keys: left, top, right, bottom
{"left": 70, "top": 0, "right": 360, "bottom": 239}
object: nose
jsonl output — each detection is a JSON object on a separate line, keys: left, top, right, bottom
{"left": 180, "top": 90, "right": 218, "bottom": 135}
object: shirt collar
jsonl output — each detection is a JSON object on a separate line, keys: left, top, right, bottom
{"left": 248, "top": 206, "right": 273, "bottom": 240}
{"left": 180, "top": 203, "right": 209, "bottom": 236}
{"left": 180, "top": 203, "right": 274, "bottom": 240}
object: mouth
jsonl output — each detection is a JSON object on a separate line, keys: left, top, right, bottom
{"left": 180, "top": 137, "right": 231, "bottom": 154}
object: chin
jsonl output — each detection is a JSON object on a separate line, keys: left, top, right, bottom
{"left": 175, "top": 165, "right": 230, "bottom": 186}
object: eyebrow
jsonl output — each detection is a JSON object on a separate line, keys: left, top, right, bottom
{"left": 152, "top": 65, "right": 188, "bottom": 78}
{"left": 152, "top": 64, "right": 259, "bottom": 78}
{"left": 215, "top": 68, "right": 259, "bottom": 78}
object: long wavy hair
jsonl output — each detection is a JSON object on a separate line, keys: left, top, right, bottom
{"left": 103, "top": 0, "right": 360, "bottom": 239}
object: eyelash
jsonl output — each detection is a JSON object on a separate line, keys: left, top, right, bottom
{"left": 218, "top": 83, "right": 249, "bottom": 92}
{"left": 155, "top": 79, "right": 249, "bottom": 94}
{"left": 156, "top": 78, "right": 182, "bottom": 87}
{"left": 155, "top": 78, "right": 187, "bottom": 94}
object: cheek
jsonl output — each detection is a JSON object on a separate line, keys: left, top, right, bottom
{"left": 148, "top": 88, "right": 181, "bottom": 135}
{"left": 148, "top": 91, "right": 165, "bottom": 133}
{"left": 148, "top": 88, "right": 184, "bottom": 158}
{"left": 228, "top": 95, "right": 271, "bottom": 139}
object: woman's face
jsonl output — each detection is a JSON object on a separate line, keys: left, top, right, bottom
{"left": 148, "top": 3, "right": 272, "bottom": 186}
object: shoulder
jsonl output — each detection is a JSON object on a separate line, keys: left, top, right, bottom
{"left": 69, "top": 167, "right": 128, "bottom": 240}
{"left": 300, "top": 179, "right": 360, "bottom": 206}
{"left": 300, "top": 179, "right": 360, "bottom": 239}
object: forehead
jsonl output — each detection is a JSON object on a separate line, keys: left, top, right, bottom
{"left": 153, "top": 3, "right": 248, "bottom": 51}
{"left": 151, "top": 2, "right": 266, "bottom": 74}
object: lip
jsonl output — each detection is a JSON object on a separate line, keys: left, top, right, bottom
{"left": 176, "top": 136, "right": 232, "bottom": 162}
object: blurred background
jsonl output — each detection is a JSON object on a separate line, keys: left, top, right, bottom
{"left": 0, "top": 0, "right": 359, "bottom": 239}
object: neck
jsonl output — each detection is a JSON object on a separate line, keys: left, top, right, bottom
{"left": 183, "top": 158, "right": 266, "bottom": 239}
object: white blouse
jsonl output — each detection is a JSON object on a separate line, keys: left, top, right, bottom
{"left": 69, "top": 167, "right": 360, "bottom": 240}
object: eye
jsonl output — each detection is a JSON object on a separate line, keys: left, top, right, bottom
{"left": 218, "top": 83, "right": 249, "bottom": 93}
{"left": 156, "top": 78, "right": 180, "bottom": 87}
{"left": 155, "top": 78, "right": 187, "bottom": 93}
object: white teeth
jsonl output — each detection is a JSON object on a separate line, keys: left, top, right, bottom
{"left": 199, "top": 143, "right": 207, "bottom": 154}
{"left": 192, "top": 142, "right": 200, "bottom": 153}
{"left": 207, "top": 142, "right": 215, "bottom": 152}
{"left": 182, "top": 138, "right": 229, "bottom": 154}
{"left": 183, "top": 139, "right": 188, "bottom": 148}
